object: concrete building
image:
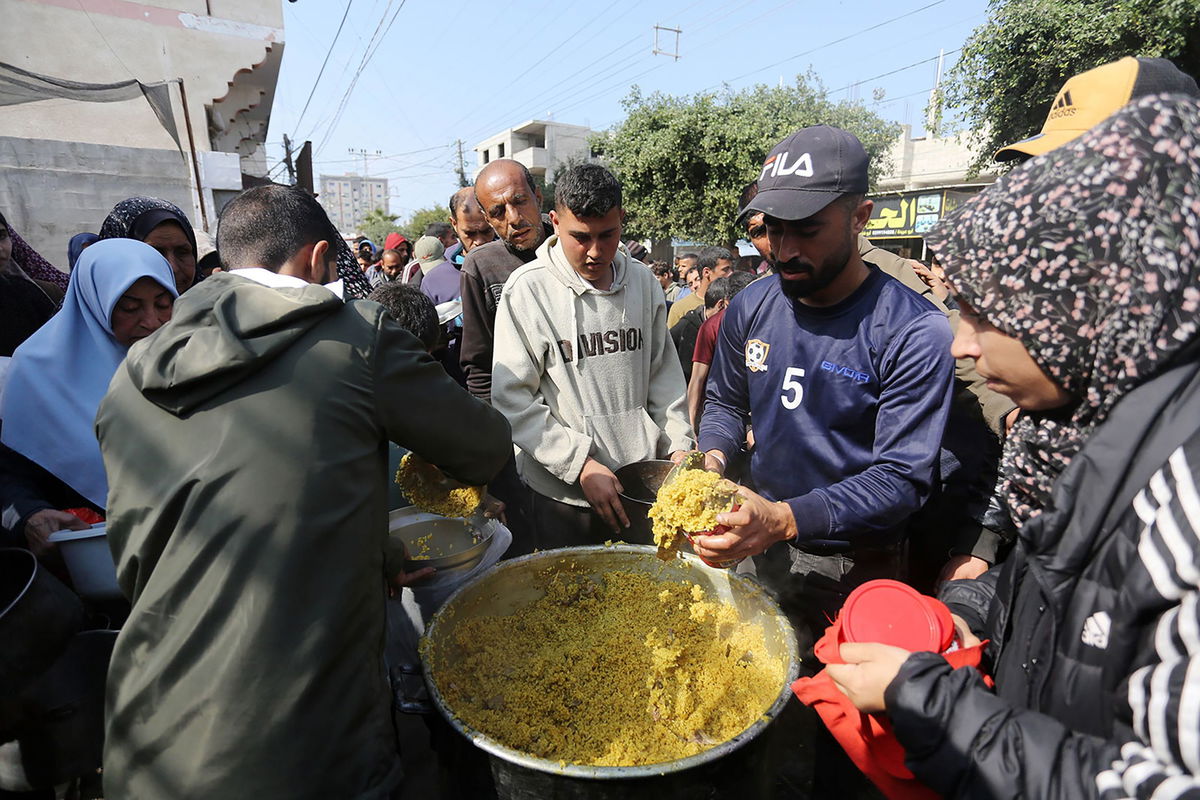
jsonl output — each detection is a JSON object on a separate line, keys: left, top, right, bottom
{"left": 866, "top": 125, "right": 999, "bottom": 259}
{"left": 473, "top": 120, "right": 592, "bottom": 183}
{"left": 318, "top": 174, "right": 389, "bottom": 235}
{"left": 0, "top": 0, "right": 284, "bottom": 267}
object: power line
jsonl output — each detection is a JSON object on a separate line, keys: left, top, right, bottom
{"left": 455, "top": 0, "right": 736, "bottom": 145}
{"left": 829, "top": 50, "right": 960, "bottom": 98}
{"left": 292, "top": 0, "right": 356, "bottom": 137}
{"left": 313, "top": 143, "right": 453, "bottom": 166}
{"left": 313, "top": 0, "right": 409, "bottom": 157}
{"left": 507, "top": 0, "right": 629, "bottom": 88}
{"left": 457, "top": 0, "right": 815, "bottom": 146}
{"left": 447, "top": 24, "right": 646, "bottom": 139}
{"left": 700, "top": 0, "right": 945, "bottom": 91}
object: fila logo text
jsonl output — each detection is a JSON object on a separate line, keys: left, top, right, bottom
{"left": 761, "top": 151, "right": 814, "bottom": 181}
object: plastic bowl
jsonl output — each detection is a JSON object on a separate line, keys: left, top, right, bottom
{"left": 45, "top": 525, "right": 122, "bottom": 603}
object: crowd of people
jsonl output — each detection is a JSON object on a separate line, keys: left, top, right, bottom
{"left": 1, "top": 54, "right": 1199, "bottom": 800}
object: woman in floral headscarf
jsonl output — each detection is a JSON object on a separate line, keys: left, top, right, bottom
{"left": 100, "top": 196, "right": 201, "bottom": 295}
{"left": 825, "top": 93, "right": 1200, "bottom": 798}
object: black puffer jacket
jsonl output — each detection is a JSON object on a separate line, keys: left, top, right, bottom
{"left": 884, "top": 357, "right": 1200, "bottom": 799}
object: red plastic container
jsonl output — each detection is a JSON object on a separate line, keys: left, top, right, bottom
{"left": 839, "top": 579, "right": 955, "bottom": 653}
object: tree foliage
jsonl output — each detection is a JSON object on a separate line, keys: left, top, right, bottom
{"left": 593, "top": 75, "right": 901, "bottom": 246}
{"left": 401, "top": 205, "right": 451, "bottom": 241}
{"left": 937, "top": 0, "right": 1200, "bottom": 173}
{"left": 359, "top": 207, "right": 400, "bottom": 247}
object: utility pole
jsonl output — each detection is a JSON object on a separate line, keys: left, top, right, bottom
{"left": 296, "top": 140, "right": 314, "bottom": 195}
{"left": 348, "top": 147, "right": 382, "bottom": 176}
{"left": 282, "top": 134, "right": 297, "bottom": 185}
{"left": 927, "top": 49, "right": 946, "bottom": 133}
{"left": 455, "top": 139, "right": 469, "bottom": 188}
{"left": 652, "top": 25, "right": 681, "bottom": 60}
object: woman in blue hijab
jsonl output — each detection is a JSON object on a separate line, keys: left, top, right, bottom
{"left": 0, "top": 239, "right": 177, "bottom": 556}
{"left": 68, "top": 232, "right": 99, "bottom": 269}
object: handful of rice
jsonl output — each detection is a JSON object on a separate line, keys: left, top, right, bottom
{"left": 648, "top": 469, "right": 737, "bottom": 559}
{"left": 395, "top": 452, "right": 483, "bottom": 518}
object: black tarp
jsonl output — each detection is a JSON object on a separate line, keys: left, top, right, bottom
{"left": 0, "top": 61, "right": 180, "bottom": 152}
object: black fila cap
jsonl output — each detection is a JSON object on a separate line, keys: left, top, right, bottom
{"left": 739, "top": 125, "right": 869, "bottom": 223}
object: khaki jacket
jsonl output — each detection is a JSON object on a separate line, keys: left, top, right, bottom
{"left": 97, "top": 273, "right": 511, "bottom": 799}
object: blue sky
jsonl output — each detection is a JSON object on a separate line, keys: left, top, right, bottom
{"left": 266, "top": 0, "right": 991, "bottom": 221}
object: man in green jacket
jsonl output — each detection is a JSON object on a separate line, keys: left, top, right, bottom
{"left": 96, "top": 185, "right": 512, "bottom": 800}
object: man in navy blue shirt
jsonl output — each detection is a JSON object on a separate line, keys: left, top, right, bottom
{"left": 693, "top": 126, "right": 955, "bottom": 633}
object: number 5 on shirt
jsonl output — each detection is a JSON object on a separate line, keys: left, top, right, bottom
{"left": 781, "top": 367, "right": 805, "bottom": 409}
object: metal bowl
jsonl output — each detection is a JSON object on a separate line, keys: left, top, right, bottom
{"left": 387, "top": 507, "right": 493, "bottom": 576}
{"left": 421, "top": 545, "right": 799, "bottom": 793}
{"left": 613, "top": 459, "right": 675, "bottom": 544}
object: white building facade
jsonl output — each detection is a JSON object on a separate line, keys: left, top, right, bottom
{"left": 0, "top": 0, "right": 284, "bottom": 266}
{"left": 318, "top": 174, "right": 389, "bottom": 235}
{"left": 473, "top": 120, "right": 592, "bottom": 183}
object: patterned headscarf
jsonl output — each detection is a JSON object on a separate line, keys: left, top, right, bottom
{"left": 334, "top": 236, "right": 372, "bottom": 299}
{"left": 99, "top": 196, "right": 202, "bottom": 290}
{"left": 100, "top": 196, "right": 197, "bottom": 253}
{"left": 0, "top": 211, "right": 68, "bottom": 291}
{"left": 928, "top": 93, "right": 1200, "bottom": 525}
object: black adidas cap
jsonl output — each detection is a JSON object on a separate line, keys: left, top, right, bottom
{"left": 739, "top": 125, "right": 869, "bottom": 223}
{"left": 996, "top": 57, "right": 1200, "bottom": 161}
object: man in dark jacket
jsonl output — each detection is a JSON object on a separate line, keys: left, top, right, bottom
{"left": 458, "top": 159, "right": 552, "bottom": 403}
{"left": 96, "top": 185, "right": 511, "bottom": 800}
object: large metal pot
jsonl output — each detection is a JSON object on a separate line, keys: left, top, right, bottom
{"left": 0, "top": 548, "right": 84, "bottom": 695}
{"left": 422, "top": 545, "right": 799, "bottom": 799}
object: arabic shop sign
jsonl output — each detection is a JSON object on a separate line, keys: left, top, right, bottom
{"left": 864, "top": 188, "right": 983, "bottom": 238}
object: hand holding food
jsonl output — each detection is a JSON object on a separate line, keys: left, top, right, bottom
{"left": 394, "top": 452, "right": 484, "bottom": 518}
{"left": 688, "top": 485, "right": 797, "bottom": 563}
{"left": 648, "top": 464, "right": 740, "bottom": 560}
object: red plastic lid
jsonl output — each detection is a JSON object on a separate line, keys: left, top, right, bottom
{"left": 840, "top": 579, "right": 952, "bottom": 653}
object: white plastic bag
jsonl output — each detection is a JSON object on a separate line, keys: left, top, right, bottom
{"left": 384, "top": 519, "right": 512, "bottom": 712}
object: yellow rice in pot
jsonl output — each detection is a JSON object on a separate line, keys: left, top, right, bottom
{"left": 430, "top": 568, "right": 785, "bottom": 767}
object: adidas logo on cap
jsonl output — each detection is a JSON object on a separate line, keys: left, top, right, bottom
{"left": 1048, "top": 89, "right": 1076, "bottom": 120}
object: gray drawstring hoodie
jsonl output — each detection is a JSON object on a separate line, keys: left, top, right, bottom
{"left": 492, "top": 235, "right": 693, "bottom": 506}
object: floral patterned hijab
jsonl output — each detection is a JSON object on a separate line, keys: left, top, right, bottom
{"left": 928, "top": 93, "right": 1200, "bottom": 525}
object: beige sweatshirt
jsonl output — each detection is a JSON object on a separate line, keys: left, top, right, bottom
{"left": 491, "top": 237, "right": 693, "bottom": 506}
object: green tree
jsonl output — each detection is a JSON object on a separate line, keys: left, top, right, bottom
{"left": 359, "top": 207, "right": 401, "bottom": 247}
{"left": 936, "top": 0, "right": 1200, "bottom": 173}
{"left": 538, "top": 154, "right": 591, "bottom": 214}
{"left": 402, "top": 205, "right": 451, "bottom": 241}
{"left": 593, "top": 75, "right": 900, "bottom": 247}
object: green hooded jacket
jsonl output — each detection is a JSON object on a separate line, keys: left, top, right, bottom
{"left": 96, "top": 272, "right": 511, "bottom": 799}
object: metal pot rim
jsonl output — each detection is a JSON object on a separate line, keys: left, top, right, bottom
{"left": 421, "top": 544, "right": 800, "bottom": 780}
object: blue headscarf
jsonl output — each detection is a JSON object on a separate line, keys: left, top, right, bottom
{"left": 1, "top": 239, "right": 178, "bottom": 508}
{"left": 68, "top": 232, "right": 99, "bottom": 269}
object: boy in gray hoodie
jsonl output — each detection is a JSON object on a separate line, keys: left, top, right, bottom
{"left": 492, "top": 164, "right": 693, "bottom": 548}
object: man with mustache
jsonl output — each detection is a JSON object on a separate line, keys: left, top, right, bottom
{"left": 459, "top": 159, "right": 552, "bottom": 402}
{"left": 692, "top": 125, "right": 955, "bottom": 640}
